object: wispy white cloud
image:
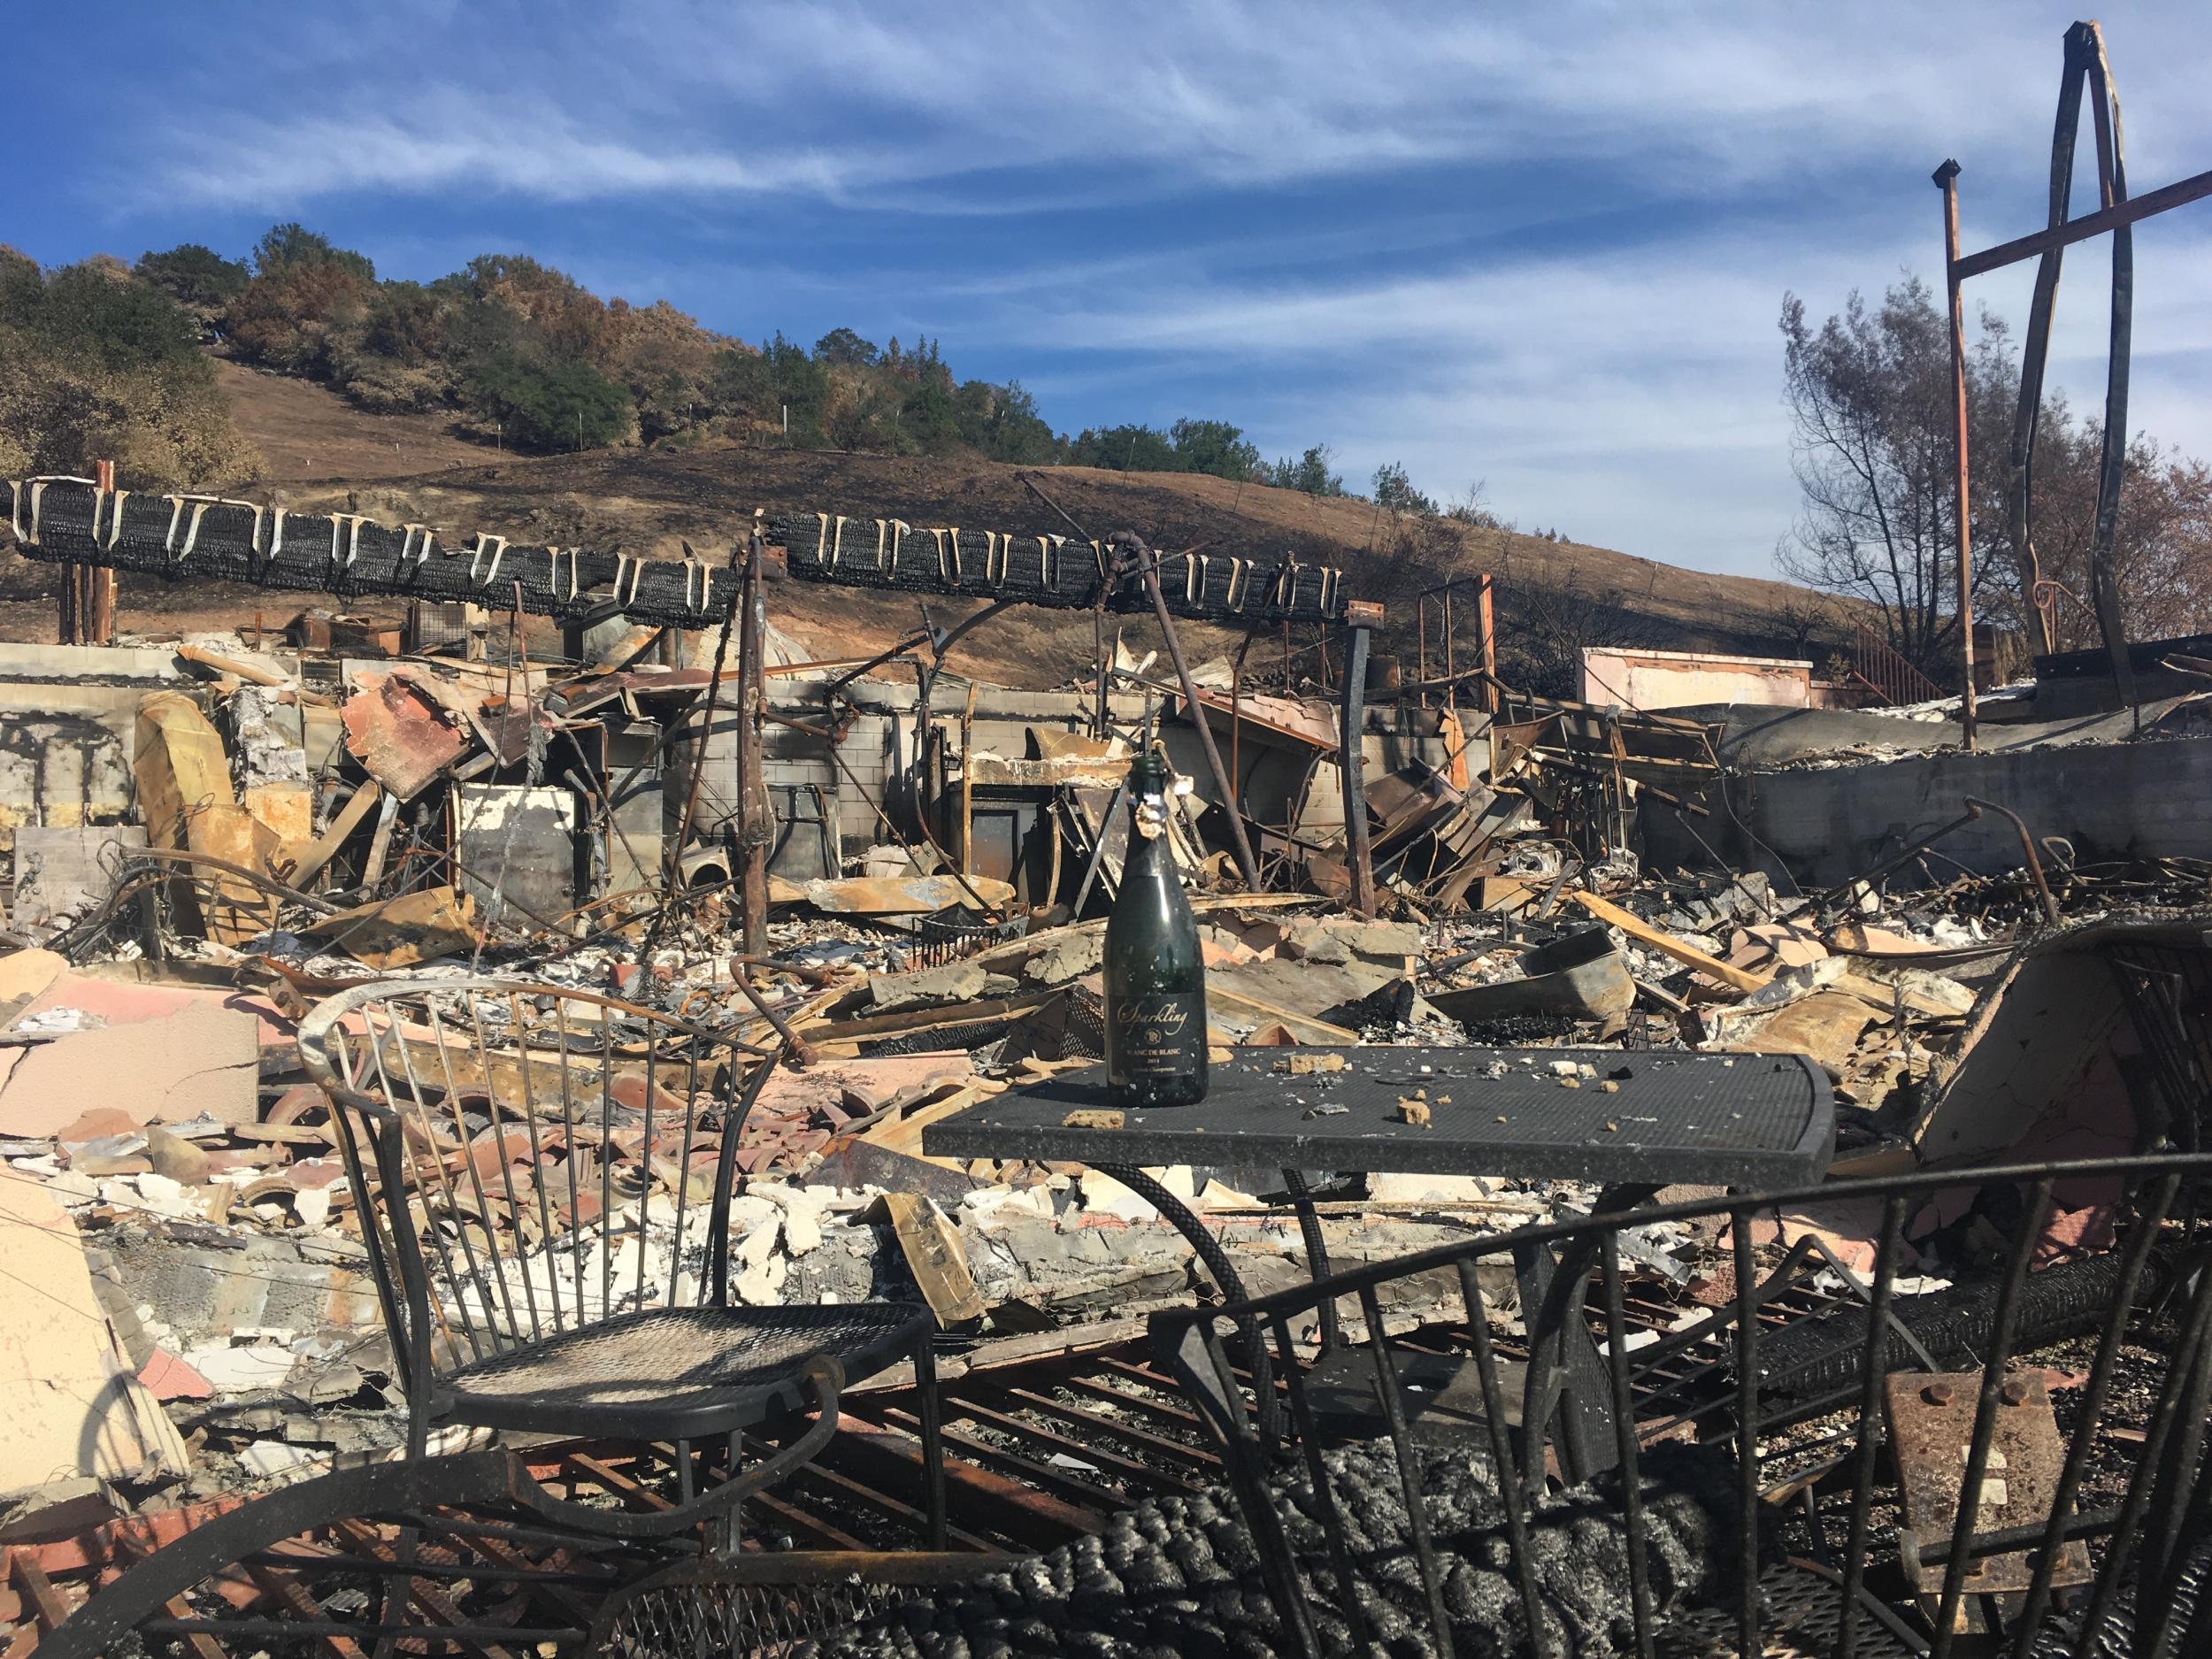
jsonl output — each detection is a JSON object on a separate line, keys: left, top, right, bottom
{"left": 143, "top": 2, "right": 2205, "bottom": 211}
{"left": 80, "top": 0, "right": 2212, "bottom": 580}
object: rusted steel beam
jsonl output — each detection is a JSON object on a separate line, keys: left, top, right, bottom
{"left": 559, "top": 1451, "right": 675, "bottom": 1514}
{"left": 827, "top": 1411, "right": 1103, "bottom": 1539}
{"left": 941, "top": 1394, "right": 1203, "bottom": 1495}
{"left": 968, "top": 1382, "right": 1222, "bottom": 1472}
{"left": 1935, "top": 160, "right": 1981, "bottom": 749}
{"left": 1951, "top": 164, "right": 2212, "bottom": 280}
{"left": 11, "top": 1554, "right": 73, "bottom": 1632}
{"left": 111, "top": 1536, "right": 227, "bottom": 1659}
{"left": 1127, "top": 534, "right": 1263, "bottom": 890}
{"left": 332, "top": 1519, "right": 521, "bottom": 1659}
{"left": 1056, "top": 1371, "right": 1215, "bottom": 1435}
{"left": 779, "top": 1453, "right": 999, "bottom": 1555}
{"left": 239, "top": 1560, "right": 367, "bottom": 1659}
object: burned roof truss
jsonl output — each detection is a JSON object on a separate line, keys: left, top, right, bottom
{"left": 5, "top": 478, "right": 1350, "bottom": 630}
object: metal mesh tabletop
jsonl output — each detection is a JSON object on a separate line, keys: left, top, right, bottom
{"left": 925, "top": 1046, "right": 1833, "bottom": 1187}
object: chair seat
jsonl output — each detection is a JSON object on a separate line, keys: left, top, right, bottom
{"left": 437, "top": 1302, "right": 933, "bottom": 1439}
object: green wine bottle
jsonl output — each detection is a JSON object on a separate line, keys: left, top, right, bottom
{"left": 1103, "top": 750, "right": 1209, "bottom": 1107}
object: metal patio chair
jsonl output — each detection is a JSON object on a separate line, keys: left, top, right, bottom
{"left": 297, "top": 977, "right": 946, "bottom": 1544}
{"left": 1148, "top": 1153, "right": 2212, "bottom": 1659}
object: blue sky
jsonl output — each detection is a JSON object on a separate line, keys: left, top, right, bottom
{"left": 10, "top": 2, "right": 2210, "bottom": 579}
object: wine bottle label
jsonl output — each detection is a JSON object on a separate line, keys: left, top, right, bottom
{"left": 1111, "top": 994, "right": 1206, "bottom": 1079}
{"left": 1133, "top": 795, "right": 1167, "bottom": 841}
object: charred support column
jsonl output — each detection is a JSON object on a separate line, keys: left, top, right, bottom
{"left": 88, "top": 460, "right": 115, "bottom": 644}
{"left": 1935, "top": 160, "right": 1981, "bottom": 751}
{"left": 1121, "top": 533, "right": 1262, "bottom": 892}
{"left": 664, "top": 526, "right": 752, "bottom": 956}
{"left": 733, "top": 524, "right": 770, "bottom": 956}
{"left": 61, "top": 460, "right": 118, "bottom": 645}
{"left": 1340, "top": 601, "right": 1382, "bottom": 917}
{"left": 1475, "top": 574, "right": 1498, "bottom": 715}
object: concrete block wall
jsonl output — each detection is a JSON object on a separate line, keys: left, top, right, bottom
{"left": 1645, "top": 732, "right": 2212, "bottom": 886}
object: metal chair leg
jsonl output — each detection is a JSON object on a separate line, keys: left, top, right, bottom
{"left": 916, "top": 1333, "right": 948, "bottom": 1548}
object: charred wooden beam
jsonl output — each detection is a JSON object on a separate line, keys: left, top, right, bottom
{"left": 4, "top": 479, "right": 1354, "bottom": 631}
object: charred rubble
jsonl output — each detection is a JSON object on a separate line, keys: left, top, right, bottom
{"left": 2, "top": 476, "right": 2210, "bottom": 1654}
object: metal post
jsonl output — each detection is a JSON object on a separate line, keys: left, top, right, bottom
{"left": 2080, "top": 25, "right": 2140, "bottom": 722}
{"left": 1475, "top": 572, "right": 1498, "bottom": 715}
{"left": 734, "top": 526, "right": 769, "bottom": 956}
{"left": 661, "top": 528, "right": 752, "bottom": 956}
{"left": 1340, "top": 610, "right": 1378, "bottom": 917}
{"left": 1126, "top": 535, "right": 1262, "bottom": 891}
{"left": 1936, "top": 160, "right": 1981, "bottom": 750}
{"left": 88, "top": 459, "right": 116, "bottom": 645}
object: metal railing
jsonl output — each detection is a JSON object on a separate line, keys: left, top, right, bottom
{"left": 1152, "top": 1154, "right": 2212, "bottom": 1658}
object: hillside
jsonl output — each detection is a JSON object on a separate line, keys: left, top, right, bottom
{"left": 8, "top": 359, "right": 1828, "bottom": 690}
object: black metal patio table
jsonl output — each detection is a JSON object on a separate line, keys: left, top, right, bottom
{"left": 925, "top": 1043, "right": 1834, "bottom": 1477}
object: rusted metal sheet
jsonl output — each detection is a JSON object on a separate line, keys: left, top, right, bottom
{"left": 300, "top": 886, "right": 479, "bottom": 969}
{"left": 1188, "top": 690, "right": 1337, "bottom": 752}
{"left": 340, "top": 672, "right": 470, "bottom": 801}
{"left": 1885, "top": 1369, "right": 2091, "bottom": 1594}
{"left": 795, "top": 874, "right": 1015, "bottom": 916}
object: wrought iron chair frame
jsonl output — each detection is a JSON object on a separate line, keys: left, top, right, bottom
{"left": 298, "top": 977, "right": 945, "bottom": 1542}
{"left": 1155, "top": 1151, "right": 2212, "bottom": 1659}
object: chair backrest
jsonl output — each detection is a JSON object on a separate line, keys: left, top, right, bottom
{"left": 1152, "top": 1152, "right": 2212, "bottom": 1659}
{"left": 299, "top": 978, "right": 780, "bottom": 1412}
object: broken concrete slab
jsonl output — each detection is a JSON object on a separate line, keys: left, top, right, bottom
{"left": 12, "top": 826, "right": 148, "bottom": 934}
{"left": 302, "top": 885, "right": 480, "bottom": 968}
{"left": 869, "top": 960, "right": 1020, "bottom": 1013}
{"left": 1728, "top": 919, "right": 1829, "bottom": 975}
{"left": 797, "top": 874, "right": 1017, "bottom": 916}
{"left": 0, "top": 1169, "right": 191, "bottom": 1496}
{"left": 0, "top": 947, "right": 69, "bottom": 1025}
{"left": 1206, "top": 954, "right": 1403, "bottom": 1033}
{"left": 0, "top": 999, "right": 261, "bottom": 1138}
{"left": 1711, "top": 988, "right": 1884, "bottom": 1079}
{"left": 1429, "top": 927, "right": 1636, "bottom": 1024}
{"left": 1022, "top": 931, "right": 1104, "bottom": 985}
{"left": 1279, "top": 917, "right": 1424, "bottom": 969}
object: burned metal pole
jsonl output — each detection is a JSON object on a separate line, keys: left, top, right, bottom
{"left": 734, "top": 521, "right": 770, "bottom": 956}
{"left": 1935, "top": 160, "right": 1981, "bottom": 750}
{"left": 657, "top": 526, "right": 753, "bottom": 957}
{"left": 2078, "top": 23, "right": 2140, "bottom": 723}
{"left": 1941, "top": 24, "right": 2212, "bottom": 718}
{"left": 1339, "top": 601, "right": 1381, "bottom": 917}
{"left": 88, "top": 460, "right": 115, "bottom": 645}
{"left": 1121, "top": 533, "right": 1262, "bottom": 892}
{"left": 1474, "top": 572, "right": 1498, "bottom": 716}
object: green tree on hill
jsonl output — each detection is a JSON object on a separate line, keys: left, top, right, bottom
{"left": 254, "top": 223, "right": 375, "bottom": 282}
{"left": 1071, "top": 423, "right": 1179, "bottom": 472}
{"left": 1265, "top": 443, "right": 1344, "bottom": 495}
{"left": 134, "top": 244, "right": 250, "bottom": 319}
{"left": 465, "top": 352, "right": 634, "bottom": 451}
{"left": 1169, "top": 418, "right": 1261, "bottom": 481}
{"left": 0, "top": 247, "right": 257, "bottom": 488}
{"left": 1372, "top": 460, "right": 1435, "bottom": 515}
{"left": 813, "top": 326, "right": 879, "bottom": 367}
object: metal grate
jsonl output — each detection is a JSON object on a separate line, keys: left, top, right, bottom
{"left": 1152, "top": 1153, "right": 2212, "bottom": 1659}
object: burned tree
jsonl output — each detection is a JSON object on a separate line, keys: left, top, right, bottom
{"left": 1776, "top": 279, "right": 2014, "bottom": 686}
